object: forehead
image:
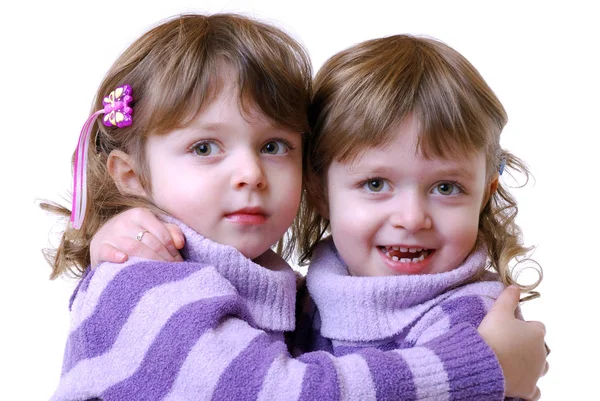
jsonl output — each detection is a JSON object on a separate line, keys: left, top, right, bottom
{"left": 338, "top": 113, "right": 488, "bottom": 170}
{"left": 338, "top": 114, "right": 485, "bottom": 165}
{"left": 201, "top": 88, "right": 263, "bottom": 121}
{"left": 174, "top": 80, "right": 272, "bottom": 132}
{"left": 158, "top": 89, "right": 301, "bottom": 147}
{"left": 349, "top": 145, "right": 484, "bottom": 171}
{"left": 343, "top": 126, "right": 486, "bottom": 182}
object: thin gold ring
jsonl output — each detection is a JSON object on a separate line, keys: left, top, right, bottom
{"left": 136, "top": 230, "right": 150, "bottom": 242}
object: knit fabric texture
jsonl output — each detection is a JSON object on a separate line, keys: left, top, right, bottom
{"left": 294, "top": 237, "right": 510, "bottom": 400}
{"left": 51, "top": 223, "right": 507, "bottom": 400}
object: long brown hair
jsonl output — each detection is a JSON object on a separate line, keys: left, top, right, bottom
{"left": 299, "top": 34, "right": 541, "bottom": 292}
{"left": 42, "top": 13, "right": 312, "bottom": 279}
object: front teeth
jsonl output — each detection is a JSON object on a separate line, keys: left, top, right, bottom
{"left": 384, "top": 249, "right": 427, "bottom": 263}
{"left": 393, "top": 247, "right": 423, "bottom": 252}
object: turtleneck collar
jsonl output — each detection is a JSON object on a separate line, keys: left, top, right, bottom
{"left": 306, "top": 237, "right": 488, "bottom": 341}
{"left": 162, "top": 216, "right": 297, "bottom": 332}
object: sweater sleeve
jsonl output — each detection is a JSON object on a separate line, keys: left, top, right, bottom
{"left": 51, "top": 260, "right": 502, "bottom": 401}
{"left": 402, "top": 291, "right": 507, "bottom": 400}
{"left": 407, "top": 288, "right": 522, "bottom": 401}
{"left": 412, "top": 288, "right": 525, "bottom": 401}
{"left": 292, "top": 290, "right": 505, "bottom": 401}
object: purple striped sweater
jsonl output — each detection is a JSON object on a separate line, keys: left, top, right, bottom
{"left": 294, "top": 237, "right": 512, "bottom": 400}
{"left": 52, "top": 223, "right": 505, "bottom": 400}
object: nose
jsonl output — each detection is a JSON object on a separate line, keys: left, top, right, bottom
{"left": 231, "top": 151, "right": 267, "bottom": 190}
{"left": 389, "top": 192, "right": 432, "bottom": 232}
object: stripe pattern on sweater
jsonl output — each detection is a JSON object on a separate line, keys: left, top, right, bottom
{"left": 52, "top": 223, "right": 505, "bottom": 400}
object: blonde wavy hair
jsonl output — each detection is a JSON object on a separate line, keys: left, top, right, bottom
{"left": 298, "top": 34, "right": 541, "bottom": 293}
{"left": 41, "top": 13, "right": 312, "bottom": 279}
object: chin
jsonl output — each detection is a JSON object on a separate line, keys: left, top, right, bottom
{"left": 236, "top": 244, "right": 267, "bottom": 260}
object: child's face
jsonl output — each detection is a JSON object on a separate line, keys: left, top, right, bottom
{"left": 325, "top": 115, "right": 491, "bottom": 277}
{"left": 144, "top": 86, "right": 303, "bottom": 260}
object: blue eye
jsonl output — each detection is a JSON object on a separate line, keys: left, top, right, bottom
{"left": 261, "top": 140, "right": 290, "bottom": 155}
{"left": 192, "top": 141, "right": 220, "bottom": 156}
{"left": 433, "top": 182, "right": 461, "bottom": 196}
{"left": 363, "top": 178, "right": 389, "bottom": 192}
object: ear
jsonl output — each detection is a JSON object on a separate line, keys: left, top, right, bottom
{"left": 489, "top": 176, "right": 499, "bottom": 195}
{"left": 106, "top": 150, "right": 147, "bottom": 197}
{"left": 481, "top": 175, "right": 499, "bottom": 211}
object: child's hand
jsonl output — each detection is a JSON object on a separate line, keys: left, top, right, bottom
{"left": 478, "top": 286, "right": 549, "bottom": 401}
{"left": 90, "top": 208, "right": 185, "bottom": 267}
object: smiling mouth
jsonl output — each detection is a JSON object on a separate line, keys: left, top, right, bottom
{"left": 378, "top": 246, "right": 433, "bottom": 263}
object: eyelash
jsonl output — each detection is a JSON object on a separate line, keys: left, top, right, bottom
{"left": 189, "top": 140, "right": 221, "bottom": 156}
{"left": 188, "top": 138, "right": 296, "bottom": 156}
{"left": 432, "top": 181, "right": 467, "bottom": 196}
{"left": 261, "top": 138, "right": 295, "bottom": 154}
{"left": 358, "top": 177, "right": 390, "bottom": 193}
{"left": 357, "top": 178, "right": 468, "bottom": 196}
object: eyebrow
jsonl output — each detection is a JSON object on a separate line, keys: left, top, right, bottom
{"left": 186, "top": 121, "right": 302, "bottom": 142}
{"left": 346, "top": 161, "right": 478, "bottom": 181}
{"left": 193, "top": 122, "right": 227, "bottom": 132}
{"left": 430, "top": 165, "right": 476, "bottom": 180}
{"left": 345, "top": 163, "right": 394, "bottom": 177}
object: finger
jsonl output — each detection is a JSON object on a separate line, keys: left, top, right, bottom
{"left": 93, "top": 244, "right": 128, "bottom": 267}
{"left": 136, "top": 231, "right": 181, "bottom": 262}
{"left": 526, "top": 320, "right": 546, "bottom": 335}
{"left": 165, "top": 223, "right": 186, "bottom": 251}
{"left": 490, "top": 285, "right": 520, "bottom": 314}
{"left": 123, "top": 235, "right": 170, "bottom": 261}
{"left": 127, "top": 207, "right": 160, "bottom": 224}
{"left": 526, "top": 386, "right": 541, "bottom": 401}
{"left": 135, "top": 221, "right": 183, "bottom": 261}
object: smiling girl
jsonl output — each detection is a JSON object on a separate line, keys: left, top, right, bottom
{"left": 295, "top": 34, "right": 548, "bottom": 400}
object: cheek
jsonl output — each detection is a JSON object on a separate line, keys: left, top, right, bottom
{"left": 443, "top": 210, "right": 480, "bottom": 248}
{"left": 150, "top": 165, "right": 199, "bottom": 212}
{"left": 147, "top": 169, "right": 167, "bottom": 206}
{"left": 284, "top": 164, "right": 303, "bottom": 201}
{"left": 146, "top": 150, "right": 174, "bottom": 191}
{"left": 328, "top": 198, "right": 375, "bottom": 245}
{"left": 274, "top": 164, "right": 303, "bottom": 216}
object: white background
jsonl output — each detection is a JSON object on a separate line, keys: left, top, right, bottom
{"left": 1, "top": 1, "right": 597, "bottom": 399}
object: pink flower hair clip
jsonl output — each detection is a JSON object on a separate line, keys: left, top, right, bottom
{"left": 71, "top": 84, "right": 133, "bottom": 229}
{"left": 102, "top": 85, "right": 133, "bottom": 128}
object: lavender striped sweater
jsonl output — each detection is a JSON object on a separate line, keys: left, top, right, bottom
{"left": 294, "top": 237, "right": 511, "bottom": 400}
{"left": 52, "top": 223, "right": 505, "bottom": 400}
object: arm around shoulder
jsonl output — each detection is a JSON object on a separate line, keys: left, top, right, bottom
{"left": 52, "top": 259, "right": 507, "bottom": 401}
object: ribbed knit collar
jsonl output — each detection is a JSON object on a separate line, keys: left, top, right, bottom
{"left": 306, "top": 237, "right": 487, "bottom": 341}
{"left": 165, "top": 216, "right": 297, "bottom": 332}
